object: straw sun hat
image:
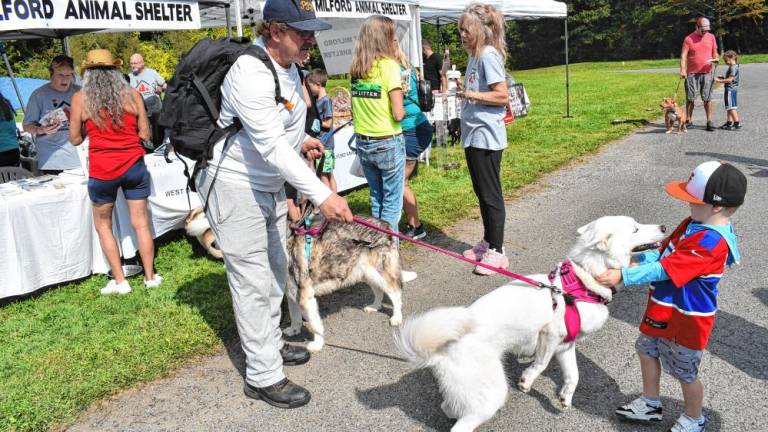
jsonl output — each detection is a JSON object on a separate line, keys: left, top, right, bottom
{"left": 80, "top": 49, "right": 123, "bottom": 74}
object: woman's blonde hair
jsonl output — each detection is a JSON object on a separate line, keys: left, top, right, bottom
{"left": 459, "top": 2, "right": 507, "bottom": 61}
{"left": 82, "top": 68, "right": 132, "bottom": 130}
{"left": 350, "top": 15, "right": 398, "bottom": 79}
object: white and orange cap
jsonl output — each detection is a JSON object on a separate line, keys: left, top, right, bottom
{"left": 666, "top": 161, "right": 747, "bottom": 207}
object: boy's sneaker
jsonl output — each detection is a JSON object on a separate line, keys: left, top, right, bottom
{"left": 615, "top": 397, "right": 663, "bottom": 422}
{"left": 669, "top": 414, "right": 707, "bottom": 432}
{"left": 144, "top": 274, "right": 163, "bottom": 289}
{"left": 101, "top": 279, "right": 132, "bottom": 295}
{"left": 732, "top": 122, "right": 741, "bottom": 130}
{"left": 474, "top": 248, "right": 510, "bottom": 276}
{"left": 705, "top": 121, "right": 715, "bottom": 132}
{"left": 403, "top": 224, "right": 426, "bottom": 240}
{"left": 719, "top": 122, "right": 733, "bottom": 130}
{"left": 463, "top": 239, "right": 489, "bottom": 261}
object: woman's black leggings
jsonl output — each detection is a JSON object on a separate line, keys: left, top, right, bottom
{"left": 464, "top": 147, "right": 505, "bottom": 252}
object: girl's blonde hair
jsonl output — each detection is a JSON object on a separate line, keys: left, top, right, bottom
{"left": 350, "top": 15, "right": 398, "bottom": 79}
{"left": 82, "top": 68, "right": 133, "bottom": 130}
{"left": 459, "top": 2, "right": 507, "bottom": 61}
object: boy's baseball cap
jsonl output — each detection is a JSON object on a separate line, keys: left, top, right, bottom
{"left": 263, "top": 0, "right": 331, "bottom": 32}
{"left": 666, "top": 161, "right": 747, "bottom": 207}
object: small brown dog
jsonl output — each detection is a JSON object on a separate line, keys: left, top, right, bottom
{"left": 661, "top": 97, "right": 687, "bottom": 134}
{"left": 185, "top": 207, "right": 223, "bottom": 259}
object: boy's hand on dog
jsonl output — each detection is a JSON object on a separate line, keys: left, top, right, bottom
{"left": 595, "top": 269, "right": 622, "bottom": 287}
{"left": 319, "top": 194, "right": 353, "bottom": 223}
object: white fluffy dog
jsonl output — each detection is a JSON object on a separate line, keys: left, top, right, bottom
{"left": 395, "top": 216, "right": 668, "bottom": 432}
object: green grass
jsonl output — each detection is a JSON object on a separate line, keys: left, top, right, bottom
{"left": 1, "top": 56, "right": 763, "bottom": 431}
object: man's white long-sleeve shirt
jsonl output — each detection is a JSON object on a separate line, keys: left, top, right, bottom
{"left": 206, "top": 38, "right": 331, "bottom": 206}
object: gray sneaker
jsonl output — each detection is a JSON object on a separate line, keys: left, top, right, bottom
{"left": 615, "top": 397, "right": 663, "bottom": 422}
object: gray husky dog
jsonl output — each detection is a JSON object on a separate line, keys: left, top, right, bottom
{"left": 284, "top": 216, "right": 403, "bottom": 352}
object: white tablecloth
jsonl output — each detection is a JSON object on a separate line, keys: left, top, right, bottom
{"left": 0, "top": 153, "right": 199, "bottom": 299}
{"left": 114, "top": 153, "right": 200, "bottom": 258}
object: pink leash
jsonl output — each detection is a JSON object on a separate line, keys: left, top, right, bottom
{"left": 352, "top": 216, "right": 558, "bottom": 292}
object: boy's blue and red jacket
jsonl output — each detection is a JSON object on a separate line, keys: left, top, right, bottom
{"left": 637, "top": 217, "right": 740, "bottom": 350}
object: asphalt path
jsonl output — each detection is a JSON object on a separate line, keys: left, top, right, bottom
{"left": 69, "top": 64, "right": 768, "bottom": 432}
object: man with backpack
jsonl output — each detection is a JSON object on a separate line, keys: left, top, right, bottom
{"left": 192, "top": 0, "right": 352, "bottom": 408}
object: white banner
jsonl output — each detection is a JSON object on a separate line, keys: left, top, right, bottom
{"left": 317, "top": 17, "right": 412, "bottom": 75}
{"left": 312, "top": 0, "right": 410, "bottom": 20}
{"left": 0, "top": 0, "right": 201, "bottom": 32}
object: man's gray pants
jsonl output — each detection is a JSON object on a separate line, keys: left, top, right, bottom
{"left": 197, "top": 170, "right": 288, "bottom": 388}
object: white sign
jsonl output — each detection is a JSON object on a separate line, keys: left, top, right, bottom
{"left": 317, "top": 18, "right": 412, "bottom": 75}
{"left": 331, "top": 124, "right": 368, "bottom": 193}
{"left": 0, "top": 0, "right": 201, "bottom": 32}
{"left": 312, "top": 0, "right": 410, "bottom": 20}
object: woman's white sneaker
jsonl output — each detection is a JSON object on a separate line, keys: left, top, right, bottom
{"left": 101, "top": 280, "right": 132, "bottom": 295}
{"left": 615, "top": 397, "right": 663, "bottom": 422}
{"left": 144, "top": 274, "right": 163, "bottom": 288}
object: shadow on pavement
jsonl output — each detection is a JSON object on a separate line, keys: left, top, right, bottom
{"left": 611, "top": 287, "right": 768, "bottom": 380}
{"left": 355, "top": 368, "right": 454, "bottom": 431}
{"left": 754, "top": 288, "right": 768, "bottom": 307}
{"left": 685, "top": 151, "right": 768, "bottom": 178}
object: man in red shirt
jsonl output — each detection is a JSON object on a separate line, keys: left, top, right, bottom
{"left": 680, "top": 17, "right": 719, "bottom": 131}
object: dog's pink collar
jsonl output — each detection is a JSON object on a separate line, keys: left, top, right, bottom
{"left": 549, "top": 261, "right": 607, "bottom": 343}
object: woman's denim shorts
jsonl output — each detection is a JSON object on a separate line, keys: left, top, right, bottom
{"left": 88, "top": 159, "right": 151, "bottom": 204}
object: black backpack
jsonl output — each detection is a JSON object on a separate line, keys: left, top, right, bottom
{"left": 158, "top": 38, "right": 289, "bottom": 191}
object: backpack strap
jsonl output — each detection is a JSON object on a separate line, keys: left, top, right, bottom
{"left": 247, "top": 45, "right": 294, "bottom": 110}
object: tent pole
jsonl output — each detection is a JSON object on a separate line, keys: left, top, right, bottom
{"left": 234, "top": 0, "right": 243, "bottom": 38}
{"left": 62, "top": 37, "right": 72, "bottom": 56}
{"left": 0, "top": 42, "right": 25, "bottom": 114}
{"left": 225, "top": 5, "right": 232, "bottom": 39}
{"left": 564, "top": 15, "right": 572, "bottom": 118}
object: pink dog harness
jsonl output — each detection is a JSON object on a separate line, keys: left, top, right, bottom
{"left": 548, "top": 261, "right": 608, "bottom": 343}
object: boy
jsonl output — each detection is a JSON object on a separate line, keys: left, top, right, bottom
{"left": 596, "top": 161, "right": 747, "bottom": 432}
{"left": 306, "top": 68, "right": 336, "bottom": 193}
{"left": 715, "top": 51, "right": 740, "bottom": 130}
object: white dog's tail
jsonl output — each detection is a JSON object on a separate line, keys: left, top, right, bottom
{"left": 394, "top": 307, "right": 474, "bottom": 368}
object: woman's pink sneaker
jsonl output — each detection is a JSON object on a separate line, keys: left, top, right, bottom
{"left": 474, "top": 248, "right": 510, "bottom": 276}
{"left": 463, "top": 239, "right": 489, "bottom": 261}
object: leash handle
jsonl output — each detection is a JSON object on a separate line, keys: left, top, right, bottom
{"left": 352, "top": 216, "right": 549, "bottom": 289}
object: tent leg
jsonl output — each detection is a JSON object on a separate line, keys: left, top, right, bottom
{"left": 62, "top": 37, "right": 72, "bottom": 56}
{"left": 0, "top": 42, "right": 25, "bottom": 114}
{"left": 564, "top": 16, "right": 572, "bottom": 118}
{"left": 225, "top": 5, "right": 232, "bottom": 39}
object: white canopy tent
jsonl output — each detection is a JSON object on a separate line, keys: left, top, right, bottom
{"left": 200, "top": 0, "right": 571, "bottom": 116}
{"left": 415, "top": 0, "right": 571, "bottom": 117}
{"left": 418, "top": 0, "right": 567, "bottom": 22}
{"left": 0, "top": 0, "right": 222, "bottom": 112}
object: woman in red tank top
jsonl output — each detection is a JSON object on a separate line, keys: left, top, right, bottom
{"left": 69, "top": 49, "right": 162, "bottom": 294}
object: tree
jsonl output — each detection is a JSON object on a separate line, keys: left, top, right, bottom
{"left": 654, "top": 0, "right": 768, "bottom": 53}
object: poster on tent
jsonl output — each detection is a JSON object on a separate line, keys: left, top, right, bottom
{"left": 0, "top": 0, "right": 201, "bottom": 32}
{"left": 311, "top": 1, "right": 413, "bottom": 76}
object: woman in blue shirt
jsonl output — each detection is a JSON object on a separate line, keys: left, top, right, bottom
{"left": 0, "top": 92, "right": 19, "bottom": 167}
{"left": 396, "top": 50, "right": 433, "bottom": 239}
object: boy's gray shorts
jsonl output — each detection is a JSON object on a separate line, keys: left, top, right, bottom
{"left": 686, "top": 73, "right": 714, "bottom": 103}
{"left": 635, "top": 334, "right": 703, "bottom": 384}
